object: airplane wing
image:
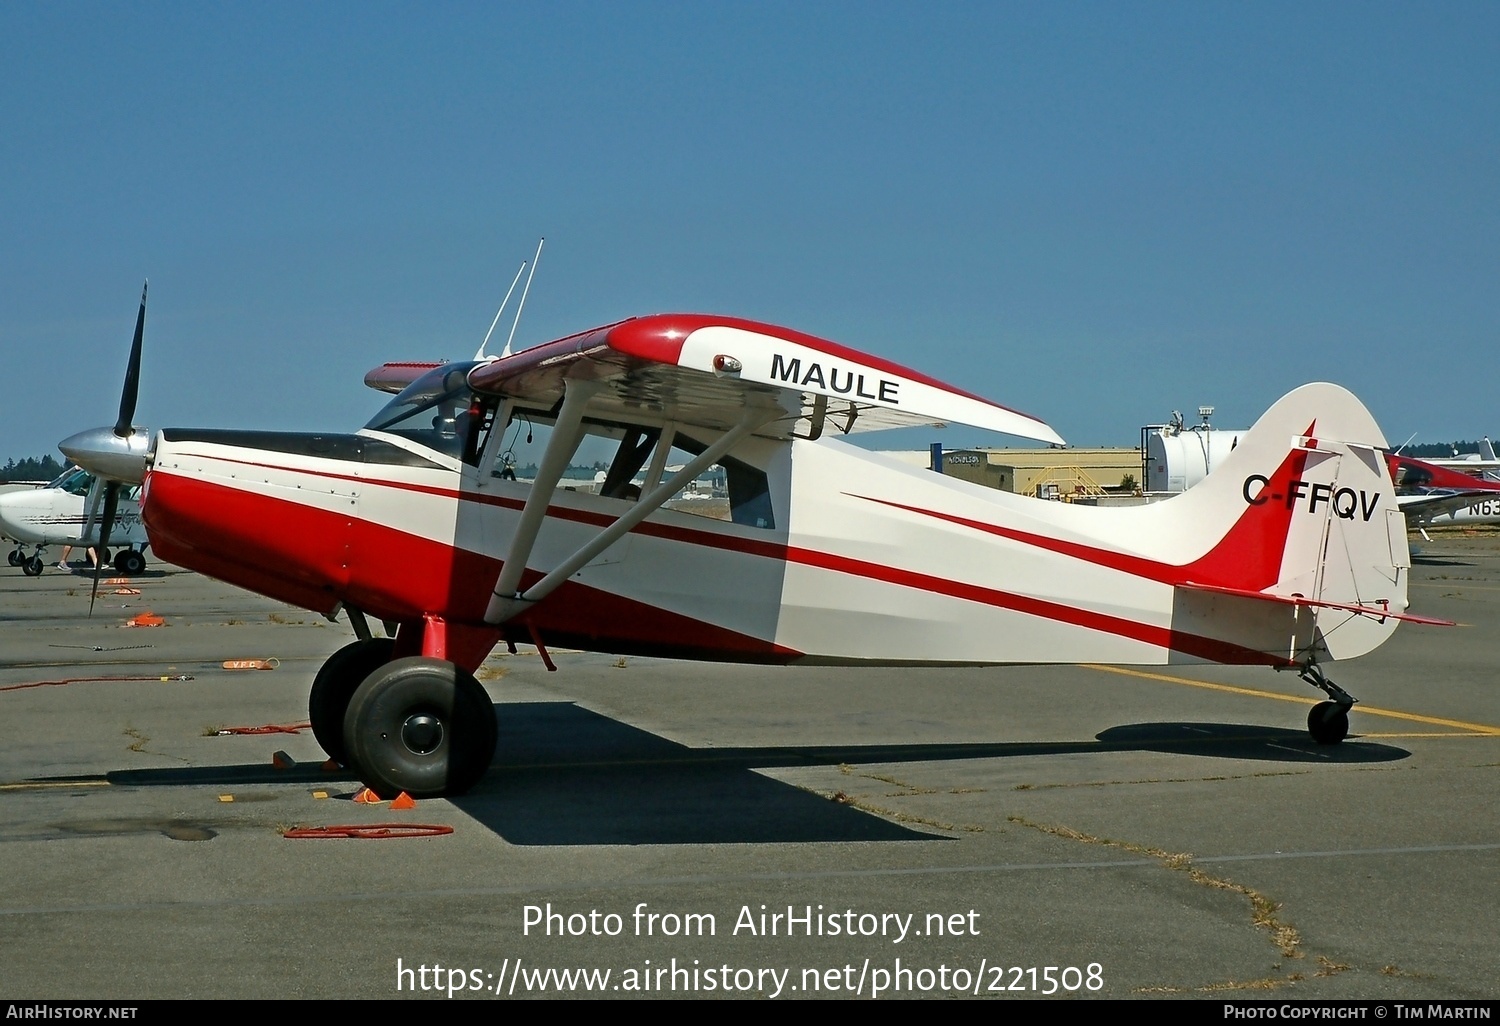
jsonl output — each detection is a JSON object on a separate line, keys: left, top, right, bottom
{"left": 365, "top": 361, "right": 444, "bottom": 394}
{"left": 1385, "top": 451, "right": 1500, "bottom": 491}
{"left": 463, "top": 314, "right": 1066, "bottom": 445}
{"left": 1397, "top": 489, "right": 1500, "bottom": 525}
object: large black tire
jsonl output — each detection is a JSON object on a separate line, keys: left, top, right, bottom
{"left": 342, "top": 656, "right": 497, "bottom": 799}
{"left": 114, "top": 549, "right": 147, "bottom": 575}
{"left": 22, "top": 555, "right": 43, "bottom": 577}
{"left": 7, "top": 550, "right": 22, "bottom": 567}
{"left": 308, "top": 638, "right": 395, "bottom": 765}
{"left": 1308, "top": 701, "right": 1349, "bottom": 745}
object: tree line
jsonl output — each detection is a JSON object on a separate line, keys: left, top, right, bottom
{"left": 0, "top": 455, "right": 67, "bottom": 482}
{"left": 1402, "top": 441, "right": 1497, "bottom": 459}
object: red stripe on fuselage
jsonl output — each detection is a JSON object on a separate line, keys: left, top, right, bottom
{"left": 145, "top": 449, "right": 1292, "bottom": 667}
{"left": 781, "top": 545, "right": 1292, "bottom": 667}
{"left": 143, "top": 469, "right": 799, "bottom": 663}
{"left": 856, "top": 433, "right": 1316, "bottom": 594}
{"left": 180, "top": 450, "right": 792, "bottom": 558}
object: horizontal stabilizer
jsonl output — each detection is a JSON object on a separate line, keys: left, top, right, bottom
{"left": 1177, "top": 581, "right": 1454, "bottom": 627}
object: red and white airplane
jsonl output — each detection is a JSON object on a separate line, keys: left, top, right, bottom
{"left": 60, "top": 286, "right": 1445, "bottom": 798}
{"left": 1385, "top": 451, "right": 1500, "bottom": 537}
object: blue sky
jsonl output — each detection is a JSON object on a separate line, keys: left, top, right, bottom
{"left": 3, "top": 2, "right": 1496, "bottom": 458}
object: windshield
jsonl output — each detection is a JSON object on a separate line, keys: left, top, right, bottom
{"left": 364, "top": 362, "right": 487, "bottom": 460}
{"left": 48, "top": 466, "right": 94, "bottom": 496}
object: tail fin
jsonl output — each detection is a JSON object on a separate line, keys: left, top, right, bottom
{"left": 1159, "top": 382, "right": 1422, "bottom": 661}
{"left": 853, "top": 382, "right": 1431, "bottom": 666}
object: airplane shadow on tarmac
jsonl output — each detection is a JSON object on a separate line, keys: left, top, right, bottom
{"left": 1409, "top": 554, "right": 1477, "bottom": 567}
{"left": 93, "top": 701, "right": 1409, "bottom": 847}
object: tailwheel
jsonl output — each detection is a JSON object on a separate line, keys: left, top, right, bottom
{"left": 1307, "top": 701, "right": 1350, "bottom": 745}
{"left": 308, "top": 638, "right": 395, "bottom": 765}
{"left": 342, "top": 656, "right": 497, "bottom": 799}
{"left": 1299, "top": 662, "right": 1356, "bottom": 745}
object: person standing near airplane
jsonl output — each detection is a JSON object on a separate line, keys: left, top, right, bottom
{"left": 55, "top": 544, "right": 99, "bottom": 573}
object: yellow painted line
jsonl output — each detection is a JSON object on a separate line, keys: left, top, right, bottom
{"left": 1358, "top": 732, "right": 1500, "bottom": 739}
{"left": 0, "top": 780, "right": 110, "bottom": 792}
{"left": 1084, "top": 664, "right": 1500, "bottom": 736}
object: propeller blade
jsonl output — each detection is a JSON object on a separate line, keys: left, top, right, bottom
{"left": 115, "top": 281, "right": 147, "bottom": 438}
{"left": 80, "top": 475, "right": 104, "bottom": 542}
{"left": 88, "top": 483, "right": 120, "bottom": 617}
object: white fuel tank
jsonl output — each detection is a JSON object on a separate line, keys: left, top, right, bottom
{"left": 1143, "top": 409, "right": 1246, "bottom": 493}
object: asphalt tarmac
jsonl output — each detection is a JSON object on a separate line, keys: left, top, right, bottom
{"left": 1, "top": 535, "right": 1496, "bottom": 1000}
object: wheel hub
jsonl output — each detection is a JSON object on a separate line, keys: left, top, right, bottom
{"left": 400, "top": 713, "right": 445, "bottom": 755}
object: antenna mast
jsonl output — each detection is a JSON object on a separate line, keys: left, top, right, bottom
{"left": 475, "top": 260, "right": 529, "bottom": 360}
{"left": 501, "top": 237, "right": 545, "bottom": 359}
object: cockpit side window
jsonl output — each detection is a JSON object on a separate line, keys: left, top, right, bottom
{"left": 669, "top": 433, "right": 776, "bottom": 529}
{"left": 490, "top": 408, "right": 777, "bottom": 530}
{"left": 600, "top": 427, "right": 660, "bottom": 499}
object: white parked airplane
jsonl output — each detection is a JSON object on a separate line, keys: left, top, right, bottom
{"left": 0, "top": 465, "right": 149, "bottom": 576}
{"left": 1404, "top": 438, "right": 1500, "bottom": 482}
{"left": 60, "top": 285, "right": 1447, "bottom": 798}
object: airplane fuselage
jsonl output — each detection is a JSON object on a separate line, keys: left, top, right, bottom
{"left": 0, "top": 483, "right": 146, "bottom": 547}
{"left": 137, "top": 381, "right": 1403, "bottom": 677}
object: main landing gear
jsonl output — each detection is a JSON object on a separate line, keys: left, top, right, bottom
{"left": 113, "top": 548, "right": 147, "bottom": 575}
{"left": 308, "top": 639, "right": 498, "bottom": 798}
{"left": 7, "top": 545, "right": 147, "bottom": 576}
{"left": 308, "top": 638, "right": 395, "bottom": 766}
{"left": 1299, "top": 662, "right": 1355, "bottom": 745}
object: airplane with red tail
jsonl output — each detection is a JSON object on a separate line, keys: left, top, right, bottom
{"left": 1385, "top": 451, "right": 1500, "bottom": 537}
{"left": 59, "top": 285, "right": 1447, "bottom": 798}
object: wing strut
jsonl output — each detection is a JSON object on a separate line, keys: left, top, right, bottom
{"left": 486, "top": 380, "right": 602, "bottom": 612}
{"left": 484, "top": 403, "right": 780, "bottom": 625}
